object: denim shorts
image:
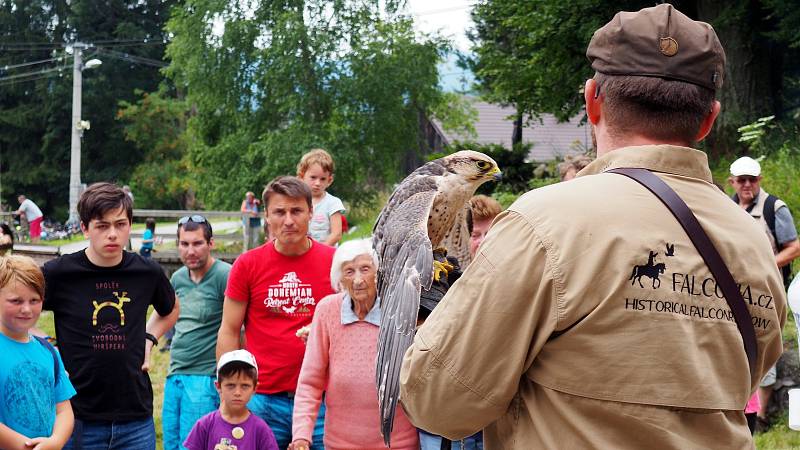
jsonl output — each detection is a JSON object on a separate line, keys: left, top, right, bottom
{"left": 162, "top": 374, "right": 219, "bottom": 450}
{"left": 248, "top": 392, "right": 325, "bottom": 449}
{"left": 63, "top": 417, "right": 155, "bottom": 450}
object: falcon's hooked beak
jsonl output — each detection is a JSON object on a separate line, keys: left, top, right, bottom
{"left": 488, "top": 166, "right": 502, "bottom": 181}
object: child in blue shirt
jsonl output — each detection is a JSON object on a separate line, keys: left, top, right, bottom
{"left": 0, "top": 255, "right": 75, "bottom": 450}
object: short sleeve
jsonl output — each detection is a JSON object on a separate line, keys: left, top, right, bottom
{"left": 54, "top": 350, "right": 76, "bottom": 403}
{"left": 775, "top": 205, "right": 798, "bottom": 245}
{"left": 225, "top": 254, "right": 251, "bottom": 302}
{"left": 328, "top": 196, "right": 345, "bottom": 215}
{"left": 151, "top": 264, "right": 176, "bottom": 316}
{"left": 42, "top": 261, "right": 56, "bottom": 312}
{"left": 143, "top": 230, "right": 153, "bottom": 240}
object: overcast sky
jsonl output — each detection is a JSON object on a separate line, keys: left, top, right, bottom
{"left": 405, "top": 0, "right": 475, "bottom": 52}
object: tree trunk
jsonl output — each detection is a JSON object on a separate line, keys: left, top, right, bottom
{"left": 511, "top": 108, "right": 523, "bottom": 147}
{"left": 695, "top": 0, "right": 785, "bottom": 157}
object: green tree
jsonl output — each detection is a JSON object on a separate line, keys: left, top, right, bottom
{"left": 467, "top": 0, "right": 800, "bottom": 155}
{"left": 0, "top": 0, "right": 175, "bottom": 219}
{"left": 165, "top": 0, "right": 465, "bottom": 209}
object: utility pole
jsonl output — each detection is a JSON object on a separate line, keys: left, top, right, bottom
{"left": 67, "top": 43, "right": 86, "bottom": 225}
{"left": 67, "top": 43, "right": 100, "bottom": 224}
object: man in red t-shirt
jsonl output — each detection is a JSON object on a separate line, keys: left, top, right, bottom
{"left": 218, "top": 176, "right": 336, "bottom": 450}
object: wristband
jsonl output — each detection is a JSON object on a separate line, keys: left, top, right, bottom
{"left": 145, "top": 333, "right": 158, "bottom": 347}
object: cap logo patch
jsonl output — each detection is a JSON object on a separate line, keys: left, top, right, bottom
{"left": 659, "top": 37, "right": 679, "bottom": 56}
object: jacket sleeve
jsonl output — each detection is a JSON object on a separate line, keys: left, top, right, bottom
{"left": 291, "top": 297, "right": 332, "bottom": 443}
{"left": 400, "top": 211, "right": 559, "bottom": 439}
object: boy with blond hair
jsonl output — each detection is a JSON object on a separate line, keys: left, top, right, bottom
{"left": 297, "top": 149, "right": 346, "bottom": 246}
{"left": 0, "top": 255, "right": 75, "bottom": 450}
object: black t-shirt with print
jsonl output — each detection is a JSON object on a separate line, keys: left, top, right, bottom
{"left": 43, "top": 250, "right": 175, "bottom": 421}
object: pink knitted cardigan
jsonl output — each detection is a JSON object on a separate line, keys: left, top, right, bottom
{"left": 292, "top": 293, "right": 419, "bottom": 449}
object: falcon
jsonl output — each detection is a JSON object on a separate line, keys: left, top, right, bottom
{"left": 373, "top": 150, "right": 501, "bottom": 446}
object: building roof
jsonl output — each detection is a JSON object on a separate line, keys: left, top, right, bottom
{"left": 437, "top": 99, "right": 592, "bottom": 162}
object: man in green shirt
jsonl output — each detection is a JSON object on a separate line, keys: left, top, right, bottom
{"left": 162, "top": 215, "right": 232, "bottom": 450}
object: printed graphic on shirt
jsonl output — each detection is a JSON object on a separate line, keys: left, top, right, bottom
{"left": 629, "top": 250, "right": 665, "bottom": 289}
{"left": 214, "top": 437, "right": 238, "bottom": 450}
{"left": 624, "top": 243, "right": 775, "bottom": 331}
{"left": 263, "top": 272, "right": 315, "bottom": 316}
{"left": 4, "top": 360, "right": 51, "bottom": 433}
{"left": 91, "top": 284, "right": 130, "bottom": 351}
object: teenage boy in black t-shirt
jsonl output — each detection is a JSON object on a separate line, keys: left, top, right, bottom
{"left": 43, "top": 182, "right": 179, "bottom": 450}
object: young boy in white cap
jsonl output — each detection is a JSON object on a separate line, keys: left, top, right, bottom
{"left": 183, "top": 350, "right": 278, "bottom": 450}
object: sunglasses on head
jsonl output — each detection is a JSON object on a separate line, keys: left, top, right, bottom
{"left": 178, "top": 215, "right": 208, "bottom": 225}
{"left": 734, "top": 176, "right": 759, "bottom": 184}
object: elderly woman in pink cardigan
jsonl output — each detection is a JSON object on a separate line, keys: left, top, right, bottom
{"left": 289, "top": 238, "right": 419, "bottom": 450}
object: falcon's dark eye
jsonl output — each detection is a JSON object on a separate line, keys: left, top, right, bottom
{"left": 477, "top": 161, "right": 489, "bottom": 170}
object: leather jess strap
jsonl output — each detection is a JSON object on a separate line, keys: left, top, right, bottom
{"left": 608, "top": 167, "right": 757, "bottom": 375}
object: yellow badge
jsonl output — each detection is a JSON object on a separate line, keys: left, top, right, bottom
{"left": 232, "top": 427, "right": 245, "bottom": 439}
{"left": 659, "top": 37, "right": 678, "bottom": 56}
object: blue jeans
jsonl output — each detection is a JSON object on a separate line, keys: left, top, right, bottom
{"left": 162, "top": 374, "right": 220, "bottom": 450}
{"left": 420, "top": 430, "right": 484, "bottom": 450}
{"left": 248, "top": 392, "right": 325, "bottom": 449}
{"left": 63, "top": 417, "right": 156, "bottom": 450}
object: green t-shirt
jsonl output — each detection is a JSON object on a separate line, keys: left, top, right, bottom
{"left": 168, "top": 259, "right": 231, "bottom": 376}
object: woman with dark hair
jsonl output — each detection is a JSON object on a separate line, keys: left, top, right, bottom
{"left": 0, "top": 223, "right": 14, "bottom": 256}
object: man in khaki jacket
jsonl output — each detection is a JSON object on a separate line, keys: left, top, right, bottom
{"left": 400, "top": 4, "right": 786, "bottom": 449}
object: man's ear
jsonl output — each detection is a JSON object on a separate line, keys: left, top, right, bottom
{"left": 584, "top": 78, "right": 602, "bottom": 125}
{"left": 208, "top": 237, "right": 215, "bottom": 249}
{"left": 81, "top": 221, "right": 89, "bottom": 238}
{"left": 694, "top": 100, "right": 721, "bottom": 142}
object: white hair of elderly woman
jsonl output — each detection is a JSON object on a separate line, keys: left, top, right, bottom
{"left": 330, "top": 238, "right": 379, "bottom": 292}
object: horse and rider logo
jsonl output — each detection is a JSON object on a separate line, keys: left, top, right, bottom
{"left": 629, "top": 247, "right": 672, "bottom": 289}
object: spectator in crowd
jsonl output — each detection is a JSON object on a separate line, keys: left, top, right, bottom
{"left": 163, "top": 215, "right": 232, "bottom": 450}
{"left": 0, "top": 223, "right": 13, "bottom": 256}
{"left": 140, "top": 217, "right": 156, "bottom": 259}
{"left": 289, "top": 239, "right": 418, "bottom": 450}
{"left": 297, "top": 149, "right": 346, "bottom": 246}
{"left": 400, "top": 5, "right": 786, "bottom": 448}
{"left": 42, "top": 182, "right": 179, "bottom": 450}
{"left": 183, "top": 350, "right": 278, "bottom": 450}
{"left": 13, "top": 195, "right": 43, "bottom": 243}
{"left": 218, "top": 176, "right": 336, "bottom": 449}
{"left": 0, "top": 255, "right": 75, "bottom": 450}
{"left": 729, "top": 155, "right": 800, "bottom": 431}
{"left": 557, "top": 154, "right": 594, "bottom": 181}
{"left": 240, "top": 191, "right": 262, "bottom": 250}
{"left": 468, "top": 195, "right": 503, "bottom": 260}
{"left": 122, "top": 185, "right": 134, "bottom": 203}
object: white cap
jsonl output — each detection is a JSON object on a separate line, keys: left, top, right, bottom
{"left": 730, "top": 156, "right": 761, "bottom": 177}
{"left": 217, "top": 349, "right": 258, "bottom": 378}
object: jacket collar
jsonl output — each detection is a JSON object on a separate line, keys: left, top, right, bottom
{"left": 578, "top": 145, "right": 713, "bottom": 182}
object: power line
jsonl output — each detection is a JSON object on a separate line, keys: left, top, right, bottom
{"left": 0, "top": 65, "right": 68, "bottom": 83}
{"left": 95, "top": 47, "right": 168, "bottom": 68}
{"left": 0, "top": 69, "right": 67, "bottom": 87}
{"left": 1, "top": 55, "right": 67, "bottom": 71}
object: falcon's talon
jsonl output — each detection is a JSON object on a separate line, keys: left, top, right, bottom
{"left": 433, "top": 259, "right": 454, "bottom": 282}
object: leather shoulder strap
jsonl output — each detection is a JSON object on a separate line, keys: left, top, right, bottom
{"left": 607, "top": 167, "right": 757, "bottom": 375}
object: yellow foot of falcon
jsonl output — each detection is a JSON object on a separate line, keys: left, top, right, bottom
{"left": 433, "top": 259, "right": 454, "bottom": 282}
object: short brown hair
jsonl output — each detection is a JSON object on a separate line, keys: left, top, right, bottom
{"left": 78, "top": 182, "right": 133, "bottom": 227}
{"left": 0, "top": 255, "right": 45, "bottom": 301}
{"left": 296, "top": 148, "right": 335, "bottom": 176}
{"left": 558, "top": 154, "right": 594, "bottom": 180}
{"left": 470, "top": 195, "right": 502, "bottom": 222}
{"left": 594, "top": 73, "right": 715, "bottom": 145}
{"left": 262, "top": 176, "right": 313, "bottom": 211}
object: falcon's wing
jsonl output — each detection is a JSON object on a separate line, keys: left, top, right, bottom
{"left": 373, "top": 175, "right": 439, "bottom": 447}
{"left": 440, "top": 203, "right": 472, "bottom": 267}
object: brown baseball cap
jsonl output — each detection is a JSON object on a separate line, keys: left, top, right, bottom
{"left": 586, "top": 4, "right": 725, "bottom": 90}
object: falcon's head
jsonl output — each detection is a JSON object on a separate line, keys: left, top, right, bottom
{"left": 443, "top": 150, "right": 502, "bottom": 184}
